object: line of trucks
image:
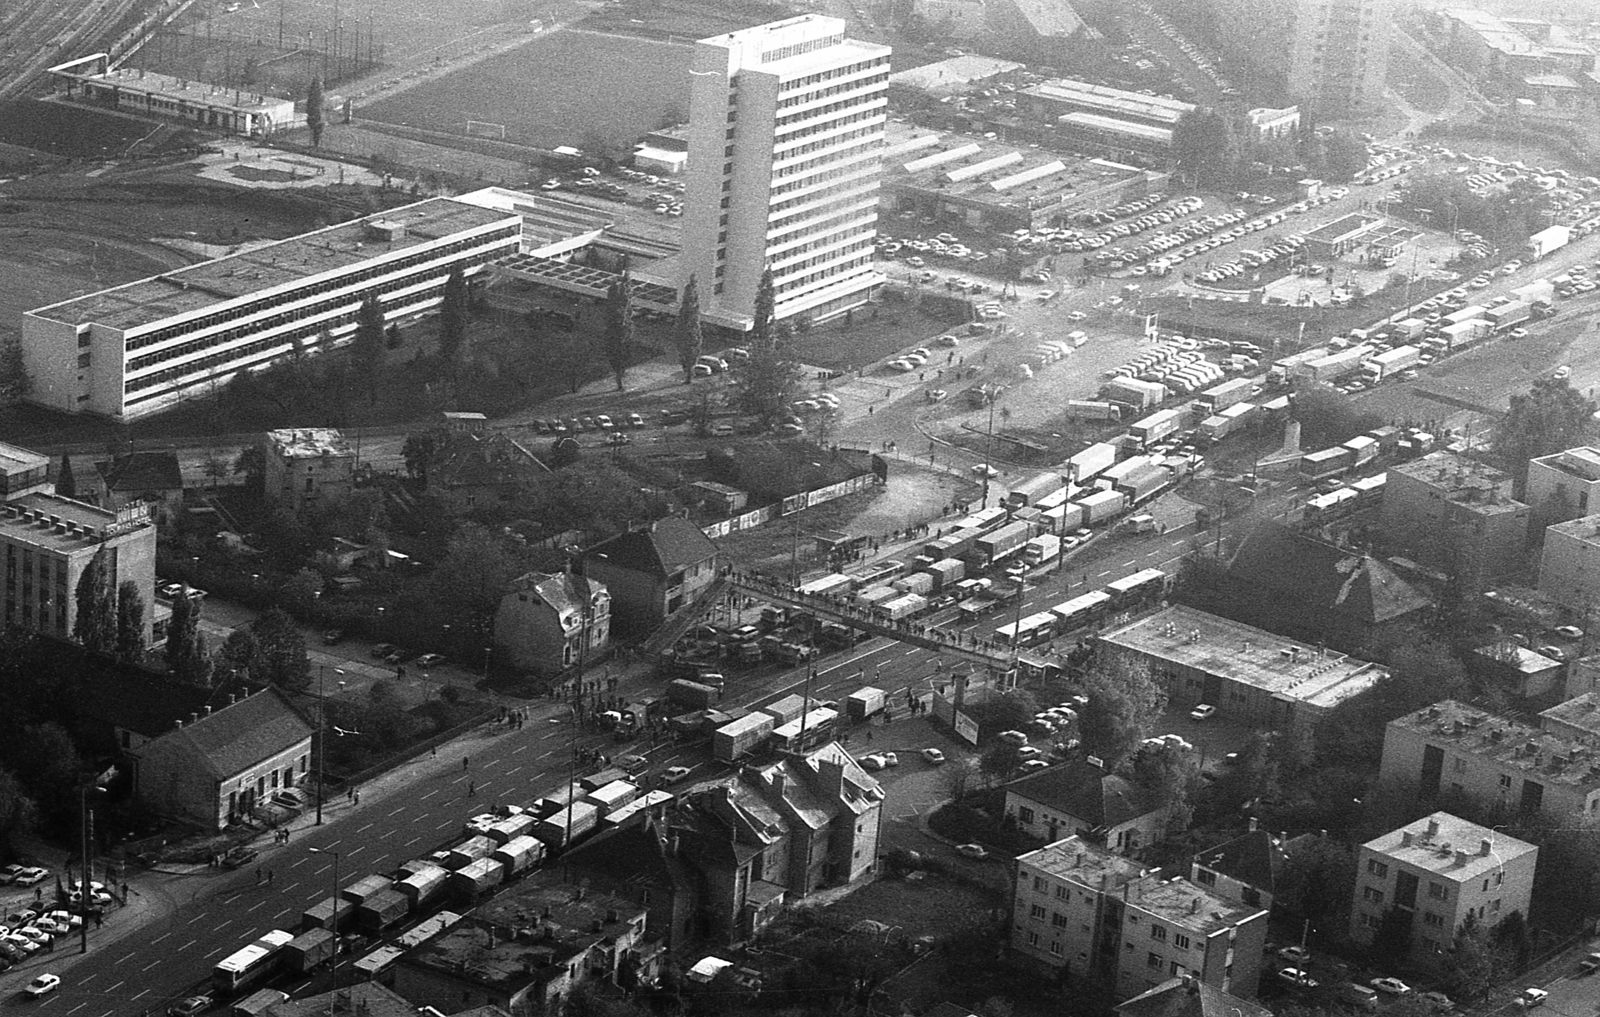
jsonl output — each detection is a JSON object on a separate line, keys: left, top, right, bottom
{"left": 710, "top": 686, "right": 892, "bottom": 762}
{"left": 1297, "top": 424, "right": 1437, "bottom": 485}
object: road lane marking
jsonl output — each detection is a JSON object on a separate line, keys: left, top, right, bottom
{"left": 179, "top": 938, "right": 196, "bottom": 951}
{"left": 132, "top": 991, "right": 148, "bottom": 1001}
{"left": 211, "top": 920, "right": 233, "bottom": 932}
{"left": 78, "top": 974, "right": 96, "bottom": 984}
{"left": 404, "top": 836, "right": 420, "bottom": 847}
{"left": 512, "top": 744, "right": 529, "bottom": 754}
{"left": 389, "top": 806, "right": 406, "bottom": 816}
{"left": 247, "top": 900, "right": 265, "bottom": 912}
{"left": 347, "top": 845, "right": 365, "bottom": 857}
{"left": 186, "top": 912, "right": 205, "bottom": 925}
{"left": 66, "top": 1005, "right": 86, "bottom": 1015}
{"left": 1171, "top": 539, "right": 1186, "bottom": 548}
{"left": 420, "top": 789, "right": 439, "bottom": 800}
{"left": 505, "top": 766, "right": 523, "bottom": 776}
{"left": 107, "top": 981, "right": 124, "bottom": 993}
{"left": 151, "top": 932, "right": 169, "bottom": 944}
{"left": 357, "top": 822, "right": 373, "bottom": 833}
{"left": 289, "top": 856, "right": 307, "bottom": 869}
{"left": 141, "top": 958, "right": 162, "bottom": 971}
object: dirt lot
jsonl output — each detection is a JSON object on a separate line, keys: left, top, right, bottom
{"left": 808, "top": 872, "right": 1003, "bottom": 939}
{"left": 359, "top": 29, "right": 692, "bottom": 155}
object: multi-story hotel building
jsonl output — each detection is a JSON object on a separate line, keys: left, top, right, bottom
{"left": 681, "top": 16, "right": 890, "bottom": 330}
{"left": 22, "top": 198, "right": 522, "bottom": 420}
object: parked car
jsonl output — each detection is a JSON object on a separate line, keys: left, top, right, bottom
{"left": 955, "top": 843, "right": 990, "bottom": 859}
{"left": 1190, "top": 704, "right": 1217, "bottom": 721}
{"left": 1516, "top": 989, "right": 1548, "bottom": 1009}
{"left": 370, "top": 643, "right": 398, "bottom": 660}
{"left": 23, "top": 974, "right": 60, "bottom": 998}
{"left": 921, "top": 748, "right": 946, "bottom": 765}
{"left": 1582, "top": 953, "right": 1600, "bottom": 975}
{"left": 1278, "top": 968, "right": 1319, "bottom": 990}
{"left": 168, "top": 996, "right": 213, "bottom": 1017}
{"left": 1277, "top": 945, "right": 1311, "bottom": 964}
{"left": 1370, "top": 978, "right": 1412, "bottom": 996}
{"left": 0, "top": 865, "right": 23, "bottom": 885}
{"left": 860, "top": 754, "right": 887, "bottom": 771}
{"left": 321, "top": 629, "right": 345, "bottom": 645}
{"left": 11, "top": 867, "right": 47, "bottom": 887}
{"left": 663, "top": 766, "right": 692, "bottom": 784}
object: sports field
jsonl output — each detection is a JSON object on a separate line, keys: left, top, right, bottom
{"left": 358, "top": 29, "right": 692, "bottom": 155}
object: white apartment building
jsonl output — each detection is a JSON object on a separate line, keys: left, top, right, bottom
{"left": 681, "top": 15, "right": 890, "bottom": 330}
{"left": 1350, "top": 812, "right": 1536, "bottom": 966}
{"left": 1526, "top": 446, "right": 1600, "bottom": 519}
{"left": 1284, "top": 0, "right": 1393, "bottom": 115}
{"left": 22, "top": 198, "right": 521, "bottom": 421}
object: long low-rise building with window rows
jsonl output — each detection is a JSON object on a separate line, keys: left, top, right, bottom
{"left": 22, "top": 197, "right": 522, "bottom": 420}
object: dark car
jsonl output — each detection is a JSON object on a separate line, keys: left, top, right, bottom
{"left": 322, "top": 629, "right": 345, "bottom": 646}
{"left": 371, "top": 643, "right": 397, "bottom": 660}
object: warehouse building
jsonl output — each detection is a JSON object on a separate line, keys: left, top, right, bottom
{"left": 48, "top": 54, "right": 297, "bottom": 137}
{"left": 22, "top": 197, "right": 521, "bottom": 420}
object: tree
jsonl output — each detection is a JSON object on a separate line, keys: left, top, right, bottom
{"left": 215, "top": 628, "right": 261, "bottom": 683}
{"left": 306, "top": 75, "right": 325, "bottom": 147}
{"left": 280, "top": 567, "right": 325, "bottom": 616}
{"left": 13, "top": 723, "right": 81, "bottom": 824}
{"left": 673, "top": 274, "right": 705, "bottom": 384}
{"left": 0, "top": 765, "right": 38, "bottom": 853}
{"left": 979, "top": 741, "right": 1024, "bottom": 781}
{"left": 234, "top": 444, "right": 266, "bottom": 500}
{"left": 531, "top": 311, "right": 595, "bottom": 395}
{"left": 940, "top": 756, "right": 981, "bottom": 802}
{"left": 251, "top": 607, "right": 311, "bottom": 692}
{"left": 1274, "top": 836, "right": 1355, "bottom": 926}
{"left": 352, "top": 294, "right": 386, "bottom": 403}
{"left": 430, "top": 523, "right": 524, "bottom": 639}
{"left": 0, "top": 338, "right": 30, "bottom": 407}
{"left": 1442, "top": 917, "right": 1511, "bottom": 1001}
{"left": 1172, "top": 109, "right": 1240, "bottom": 186}
{"left": 1078, "top": 653, "right": 1167, "bottom": 768}
{"left": 735, "top": 271, "right": 802, "bottom": 429}
{"left": 1321, "top": 130, "right": 1371, "bottom": 181}
{"left": 1370, "top": 906, "right": 1414, "bottom": 966}
{"left": 56, "top": 453, "right": 76, "bottom": 499}
{"left": 602, "top": 269, "right": 633, "bottom": 392}
{"left": 1128, "top": 740, "right": 1195, "bottom": 829}
{"left": 115, "top": 580, "right": 146, "bottom": 663}
{"left": 165, "top": 586, "right": 210, "bottom": 685}
{"left": 1294, "top": 383, "right": 1383, "bottom": 450}
{"left": 437, "top": 264, "right": 469, "bottom": 374}
{"left": 1494, "top": 378, "right": 1597, "bottom": 495}
{"left": 402, "top": 432, "right": 437, "bottom": 482}
{"left": 72, "top": 545, "right": 117, "bottom": 654}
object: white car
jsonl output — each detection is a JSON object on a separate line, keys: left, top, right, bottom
{"left": 956, "top": 843, "right": 990, "bottom": 859}
{"left": 1516, "top": 989, "right": 1548, "bottom": 1009}
{"left": 971, "top": 464, "right": 999, "bottom": 478}
{"left": 1277, "top": 945, "right": 1311, "bottom": 964}
{"left": 1371, "top": 978, "right": 1412, "bottom": 996}
{"left": 1190, "top": 704, "right": 1217, "bottom": 721}
{"left": 662, "top": 766, "right": 693, "bottom": 784}
{"left": 24, "top": 974, "right": 60, "bottom": 998}
{"left": 921, "top": 748, "right": 946, "bottom": 765}
{"left": 1067, "top": 310, "right": 1088, "bottom": 321}
{"left": 11, "top": 867, "right": 47, "bottom": 887}
{"left": 860, "top": 754, "right": 887, "bottom": 771}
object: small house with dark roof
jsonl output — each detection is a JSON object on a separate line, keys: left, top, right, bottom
{"left": 581, "top": 518, "right": 719, "bottom": 635}
{"left": 493, "top": 571, "right": 611, "bottom": 674}
{"left": 558, "top": 815, "right": 696, "bottom": 948}
{"left": 77, "top": 665, "right": 235, "bottom": 759}
{"left": 84, "top": 450, "right": 184, "bottom": 524}
{"left": 135, "top": 687, "right": 314, "bottom": 829}
{"left": 430, "top": 431, "right": 550, "bottom": 513}
{"left": 1117, "top": 976, "right": 1274, "bottom": 1017}
{"left": 1003, "top": 760, "right": 1172, "bottom": 856}
{"left": 672, "top": 778, "right": 794, "bottom": 944}
{"left": 1189, "top": 820, "right": 1287, "bottom": 910}
{"left": 1213, "top": 523, "right": 1432, "bottom": 651}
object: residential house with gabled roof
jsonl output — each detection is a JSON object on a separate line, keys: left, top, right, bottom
{"left": 77, "top": 665, "right": 244, "bottom": 760}
{"left": 1117, "top": 976, "right": 1274, "bottom": 1017}
{"left": 1188, "top": 819, "right": 1287, "bottom": 911}
{"left": 493, "top": 571, "right": 611, "bottom": 674}
{"left": 431, "top": 431, "right": 550, "bottom": 513}
{"left": 672, "top": 778, "right": 793, "bottom": 944}
{"left": 752, "top": 741, "right": 886, "bottom": 888}
{"left": 1210, "top": 523, "right": 1432, "bottom": 651}
{"left": 558, "top": 815, "right": 697, "bottom": 949}
{"left": 580, "top": 518, "right": 719, "bottom": 635}
{"left": 84, "top": 450, "right": 184, "bottom": 525}
{"left": 1003, "top": 760, "right": 1172, "bottom": 857}
{"left": 136, "top": 686, "right": 314, "bottom": 829}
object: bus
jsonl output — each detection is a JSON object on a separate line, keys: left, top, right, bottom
{"left": 996, "top": 611, "right": 1057, "bottom": 647}
{"left": 771, "top": 708, "right": 838, "bottom": 753}
{"left": 213, "top": 929, "right": 293, "bottom": 994}
{"left": 1104, "top": 568, "right": 1169, "bottom": 607}
{"left": 1050, "top": 591, "right": 1113, "bottom": 633}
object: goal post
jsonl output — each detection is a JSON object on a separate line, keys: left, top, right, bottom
{"left": 465, "top": 120, "right": 506, "bottom": 140}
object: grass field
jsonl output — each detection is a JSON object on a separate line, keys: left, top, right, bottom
{"left": 358, "top": 29, "right": 692, "bottom": 154}
{"left": 0, "top": 100, "right": 181, "bottom": 158}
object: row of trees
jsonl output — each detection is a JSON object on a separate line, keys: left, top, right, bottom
{"left": 1172, "top": 109, "right": 1369, "bottom": 188}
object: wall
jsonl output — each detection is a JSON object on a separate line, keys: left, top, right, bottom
{"left": 138, "top": 728, "right": 310, "bottom": 830}
{"left": 1378, "top": 721, "right": 1600, "bottom": 823}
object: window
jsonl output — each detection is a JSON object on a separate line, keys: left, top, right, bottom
{"left": 1052, "top": 912, "right": 1068, "bottom": 929}
{"left": 1492, "top": 898, "right": 1502, "bottom": 913}
{"left": 1363, "top": 886, "right": 1385, "bottom": 904}
{"left": 1049, "top": 941, "right": 1063, "bottom": 957}
{"left": 1500, "top": 774, "right": 1512, "bottom": 789}
{"left": 1428, "top": 881, "right": 1448, "bottom": 901}
{"left": 1173, "top": 934, "right": 1190, "bottom": 950}
{"left": 1027, "top": 931, "right": 1040, "bottom": 947}
{"left": 1421, "top": 937, "right": 1440, "bottom": 953}
{"left": 1030, "top": 905, "right": 1046, "bottom": 920}
{"left": 1423, "top": 911, "right": 1444, "bottom": 928}
{"left": 1453, "top": 757, "right": 1467, "bottom": 773}
{"left": 1367, "top": 860, "right": 1389, "bottom": 878}
{"left": 1148, "top": 952, "right": 1162, "bottom": 969}
{"left": 1150, "top": 926, "right": 1166, "bottom": 941}
{"left": 1055, "top": 885, "right": 1069, "bottom": 900}
{"left": 1495, "top": 872, "right": 1504, "bottom": 886}
{"left": 1019, "top": 807, "right": 1035, "bottom": 824}
{"left": 1195, "top": 868, "right": 1216, "bottom": 886}
{"left": 1033, "top": 876, "right": 1047, "bottom": 893}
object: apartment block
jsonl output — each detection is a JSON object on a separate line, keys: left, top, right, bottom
{"left": 1012, "top": 837, "right": 1268, "bottom": 1001}
{"left": 1381, "top": 452, "right": 1528, "bottom": 591}
{"left": 1380, "top": 699, "right": 1600, "bottom": 823}
{"left": 1526, "top": 446, "right": 1600, "bottom": 521}
{"left": 23, "top": 198, "right": 520, "bottom": 420}
{"left": 1349, "top": 812, "right": 1536, "bottom": 966}
{"left": 681, "top": 16, "right": 889, "bottom": 329}
{"left": 0, "top": 494, "right": 156, "bottom": 643}
{"left": 1538, "top": 513, "right": 1600, "bottom": 610}
{"left": 1283, "top": 0, "right": 1393, "bottom": 116}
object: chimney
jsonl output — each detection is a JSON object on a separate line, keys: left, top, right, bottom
{"left": 771, "top": 769, "right": 786, "bottom": 798}
{"left": 1190, "top": 897, "right": 1200, "bottom": 914}
{"left": 204, "top": 705, "right": 212, "bottom": 716}
{"left": 1481, "top": 838, "right": 1493, "bottom": 856}
{"left": 1248, "top": 816, "right": 1258, "bottom": 833}
{"left": 1402, "top": 832, "right": 1414, "bottom": 847}
{"left": 1426, "top": 818, "right": 1440, "bottom": 837}
{"left": 190, "top": 712, "right": 199, "bottom": 724}
{"left": 228, "top": 694, "right": 237, "bottom": 706}
{"left": 174, "top": 718, "right": 183, "bottom": 729}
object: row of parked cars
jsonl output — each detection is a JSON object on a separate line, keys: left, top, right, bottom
{"left": 529, "top": 412, "right": 647, "bottom": 436}
{"left": 370, "top": 643, "right": 447, "bottom": 669}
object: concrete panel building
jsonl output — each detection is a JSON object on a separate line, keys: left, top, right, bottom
{"left": 1349, "top": 812, "right": 1536, "bottom": 966}
{"left": 262, "top": 428, "right": 355, "bottom": 513}
{"left": 22, "top": 197, "right": 520, "bottom": 421}
{"left": 0, "top": 494, "right": 156, "bottom": 643}
{"left": 1379, "top": 699, "right": 1600, "bottom": 823}
{"left": 1011, "top": 837, "right": 1269, "bottom": 1000}
{"left": 0, "top": 441, "right": 51, "bottom": 502}
{"left": 1538, "top": 515, "right": 1600, "bottom": 611}
{"left": 680, "top": 16, "right": 889, "bottom": 330}
{"left": 493, "top": 571, "right": 611, "bottom": 674}
{"left": 1381, "top": 452, "right": 1529, "bottom": 592}
{"left": 1202, "top": 0, "right": 1392, "bottom": 116}
{"left": 1526, "top": 446, "right": 1600, "bottom": 522}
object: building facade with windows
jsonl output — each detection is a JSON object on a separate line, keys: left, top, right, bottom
{"left": 1003, "top": 760, "right": 1173, "bottom": 857}
{"left": 1381, "top": 452, "right": 1529, "bottom": 592}
{"left": 0, "top": 494, "right": 156, "bottom": 643}
{"left": 1201, "top": 0, "right": 1391, "bottom": 116}
{"left": 1379, "top": 699, "right": 1600, "bottom": 823}
{"left": 0, "top": 441, "right": 51, "bottom": 503}
{"left": 22, "top": 198, "right": 521, "bottom": 421}
{"left": 580, "top": 518, "right": 719, "bottom": 636}
{"left": 1537, "top": 513, "right": 1600, "bottom": 610}
{"left": 1349, "top": 812, "right": 1536, "bottom": 966}
{"left": 1011, "top": 837, "right": 1268, "bottom": 1000}
{"left": 1525, "top": 446, "right": 1600, "bottom": 521}
{"left": 680, "top": 16, "right": 889, "bottom": 330}
{"left": 262, "top": 428, "right": 356, "bottom": 512}
{"left": 493, "top": 571, "right": 612, "bottom": 674}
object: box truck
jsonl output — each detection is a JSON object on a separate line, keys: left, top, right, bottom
{"left": 300, "top": 896, "right": 354, "bottom": 933}
{"left": 1361, "top": 345, "right": 1422, "bottom": 383}
{"left": 1101, "top": 378, "right": 1169, "bottom": 410}
{"left": 846, "top": 687, "right": 887, "bottom": 721}
{"left": 1527, "top": 224, "right": 1571, "bottom": 260}
{"left": 582, "top": 779, "right": 640, "bottom": 817}
{"left": 928, "top": 558, "right": 965, "bottom": 588}
{"left": 448, "top": 857, "right": 504, "bottom": 898}
{"left": 492, "top": 835, "right": 545, "bottom": 879}
{"left": 1065, "top": 400, "right": 1122, "bottom": 421}
{"left": 1198, "top": 402, "right": 1258, "bottom": 443}
{"left": 975, "top": 521, "right": 1031, "bottom": 564}
{"left": 1196, "top": 377, "right": 1256, "bottom": 413}
{"left": 1268, "top": 347, "right": 1329, "bottom": 385}
{"left": 1023, "top": 534, "right": 1061, "bottom": 565}
{"left": 714, "top": 713, "right": 775, "bottom": 761}
{"left": 880, "top": 593, "right": 929, "bottom": 620}
{"left": 354, "top": 888, "right": 410, "bottom": 935}
{"left": 283, "top": 928, "right": 337, "bottom": 974}
{"left": 760, "top": 694, "right": 813, "bottom": 727}
{"left": 340, "top": 875, "right": 393, "bottom": 904}
{"left": 534, "top": 802, "right": 599, "bottom": 849}
{"left": 1342, "top": 435, "right": 1379, "bottom": 466}
{"left": 1485, "top": 300, "right": 1531, "bottom": 332}
{"left": 1115, "top": 464, "right": 1172, "bottom": 504}
{"left": 396, "top": 862, "right": 450, "bottom": 912}
{"left": 1294, "top": 345, "right": 1372, "bottom": 385}
{"left": 1129, "top": 409, "right": 1183, "bottom": 446}
{"left": 485, "top": 813, "right": 537, "bottom": 846}
{"left": 668, "top": 679, "right": 721, "bottom": 710}
{"left": 1299, "top": 446, "right": 1355, "bottom": 482}
{"left": 443, "top": 836, "right": 496, "bottom": 870}
{"left": 1444, "top": 305, "right": 1487, "bottom": 326}
{"left": 1077, "top": 489, "right": 1129, "bottom": 524}
{"left": 891, "top": 571, "right": 936, "bottom": 596}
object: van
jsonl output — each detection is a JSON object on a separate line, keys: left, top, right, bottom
{"left": 1340, "top": 984, "right": 1379, "bottom": 1011}
{"left": 1337, "top": 985, "right": 1376, "bottom": 1010}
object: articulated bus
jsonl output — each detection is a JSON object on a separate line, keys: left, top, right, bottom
{"left": 1104, "top": 568, "right": 1169, "bottom": 607}
{"left": 771, "top": 708, "right": 838, "bottom": 753}
{"left": 1050, "top": 590, "right": 1114, "bottom": 633}
{"left": 996, "top": 612, "right": 1058, "bottom": 647}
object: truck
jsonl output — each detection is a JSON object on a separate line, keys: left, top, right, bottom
{"left": 1444, "top": 305, "right": 1487, "bottom": 326}
{"left": 1076, "top": 489, "right": 1129, "bottom": 525}
{"left": 535, "top": 801, "right": 599, "bottom": 849}
{"left": 891, "top": 571, "right": 936, "bottom": 597}
{"left": 1101, "top": 377, "right": 1169, "bottom": 411}
{"left": 485, "top": 813, "right": 537, "bottom": 846}
{"left": 1393, "top": 317, "right": 1427, "bottom": 339}
{"left": 1115, "top": 464, "right": 1172, "bottom": 504}
{"left": 1129, "top": 409, "right": 1182, "bottom": 446}
{"left": 1196, "top": 377, "right": 1256, "bottom": 413}
{"left": 760, "top": 694, "right": 813, "bottom": 727}
{"left": 1064, "top": 400, "right": 1122, "bottom": 421}
{"left": 714, "top": 713, "right": 775, "bottom": 761}
{"left": 1023, "top": 534, "right": 1061, "bottom": 566}
{"left": 855, "top": 585, "right": 897, "bottom": 608}
{"left": 1299, "top": 446, "right": 1355, "bottom": 482}
{"left": 880, "top": 593, "right": 928, "bottom": 620}
{"left": 232, "top": 990, "right": 290, "bottom": 1017}
{"left": 1441, "top": 319, "right": 1490, "bottom": 349}
{"left": 1068, "top": 442, "right": 1120, "bottom": 484}
{"left": 581, "top": 779, "right": 640, "bottom": 817}
{"left": 1268, "top": 347, "right": 1329, "bottom": 386}
{"left": 444, "top": 836, "right": 496, "bottom": 870}
{"left": 341, "top": 875, "right": 393, "bottom": 904}
{"left": 1199, "top": 402, "right": 1258, "bottom": 443}
{"left": 846, "top": 686, "right": 887, "bottom": 721}
{"left": 796, "top": 573, "right": 854, "bottom": 598}
{"left": 1527, "top": 224, "right": 1571, "bottom": 260}
{"left": 396, "top": 861, "right": 450, "bottom": 912}
{"left": 1360, "top": 345, "right": 1422, "bottom": 383}
{"left": 667, "top": 678, "right": 721, "bottom": 711}
{"left": 1294, "top": 345, "right": 1371, "bottom": 385}
{"left": 1007, "top": 472, "right": 1068, "bottom": 507}
{"left": 354, "top": 888, "right": 410, "bottom": 935}
{"left": 492, "top": 835, "right": 546, "bottom": 879}
{"left": 283, "top": 928, "right": 337, "bottom": 974}
{"left": 927, "top": 557, "right": 965, "bottom": 588}
{"left": 300, "top": 896, "right": 354, "bottom": 933}
{"left": 975, "top": 521, "right": 1032, "bottom": 564}
{"left": 1485, "top": 300, "right": 1531, "bottom": 332}
{"left": 448, "top": 857, "right": 504, "bottom": 898}
{"left": 1513, "top": 279, "right": 1556, "bottom": 306}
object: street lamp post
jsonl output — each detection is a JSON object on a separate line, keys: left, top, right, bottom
{"left": 78, "top": 784, "right": 104, "bottom": 955}
{"left": 307, "top": 847, "right": 341, "bottom": 1009}
{"left": 316, "top": 665, "right": 346, "bottom": 825}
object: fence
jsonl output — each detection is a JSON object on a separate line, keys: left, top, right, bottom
{"left": 700, "top": 469, "right": 883, "bottom": 540}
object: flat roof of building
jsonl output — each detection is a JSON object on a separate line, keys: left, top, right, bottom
{"left": 1101, "top": 605, "right": 1386, "bottom": 710}
{"left": 266, "top": 428, "right": 353, "bottom": 460}
{"left": 1391, "top": 699, "right": 1600, "bottom": 791}
{"left": 1132, "top": 875, "right": 1264, "bottom": 936}
{"left": 889, "top": 54, "right": 1024, "bottom": 94}
{"left": 30, "top": 198, "right": 518, "bottom": 332}
{"left": 1020, "top": 836, "right": 1145, "bottom": 889}
{"left": 881, "top": 121, "right": 1151, "bottom": 212}
{"left": 50, "top": 56, "right": 294, "bottom": 115}
{"left": 0, "top": 493, "right": 150, "bottom": 550}
{"left": 0, "top": 441, "right": 48, "bottom": 476}
{"left": 1392, "top": 451, "right": 1523, "bottom": 516}
{"left": 1362, "top": 810, "right": 1536, "bottom": 881}
{"left": 1058, "top": 111, "right": 1173, "bottom": 143}
{"left": 1539, "top": 692, "right": 1600, "bottom": 737}
{"left": 1022, "top": 78, "right": 1195, "bottom": 124}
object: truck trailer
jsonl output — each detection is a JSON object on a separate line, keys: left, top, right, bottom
{"left": 1527, "top": 224, "right": 1571, "bottom": 260}
{"left": 1024, "top": 534, "right": 1061, "bottom": 565}
{"left": 714, "top": 713, "right": 775, "bottom": 761}
{"left": 534, "top": 802, "right": 599, "bottom": 849}
{"left": 354, "top": 888, "right": 410, "bottom": 935}
{"left": 492, "top": 835, "right": 545, "bottom": 879}
{"left": 880, "top": 593, "right": 929, "bottom": 620}
{"left": 1485, "top": 301, "right": 1531, "bottom": 332}
{"left": 1076, "top": 489, "right": 1129, "bottom": 524}
{"left": 846, "top": 686, "right": 887, "bottom": 721}
{"left": 975, "top": 521, "right": 1032, "bottom": 564}
{"left": 1361, "top": 345, "right": 1422, "bottom": 383}
{"left": 1294, "top": 345, "right": 1372, "bottom": 385}
{"left": 1268, "top": 347, "right": 1330, "bottom": 385}
{"left": 1196, "top": 377, "right": 1256, "bottom": 413}
{"left": 443, "top": 836, "right": 496, "bottom": 871}
{"left": 283, "top": 929, "right": 337, "bottom": 974}
{"left": 396, "top": 862, "right": 450, "bottom": 912}
{"left": 667, "top": 679, "right": 721, "bottom": 710}
{"left": 448, "top": 857, "right": 504, "bottom": 898}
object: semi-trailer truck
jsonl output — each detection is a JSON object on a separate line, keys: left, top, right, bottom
{"left": 1023, "top": 534, "right": 1061, "bottom": 565}
{"left": 846, "top": 687, "right": 887, "bottom": 721}
{"left": 975, "top": 521, "right": 1031, "bottom": 564}
{"left": 1199, "top": 402, "right": 1258, "bottom": 443}
{"left": 1360, "top": 345, "right": 1422, "bottom": 383}
{"left": 1527, "top": 225, "right": 1571, "bottom": 260}
{"left": 714, "top": 713, "right": 775, "bottom": 761}
{"left": 1268, "top": 347, "right": 1330, "bottom": 386}
{"left": 1129, "top": 409, "right": 1183, "bottom": 446}
{"left": 1294, "top": 345, "right": 1372, "bottom": 386}
{"left": 1485, "top": 300, "right": 1532, "bottom": 332}
{"left": 1196, "top": 377, "right": 1256, "bottom": 413}
{"left": 283, "top": 929, "right": 337, "bottom": 974}
{"left": 667, "top": 679, "right": 721, "bottom": 710}
{"left": 1076, "top": 489, "right": 1129, "bottom": 524}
